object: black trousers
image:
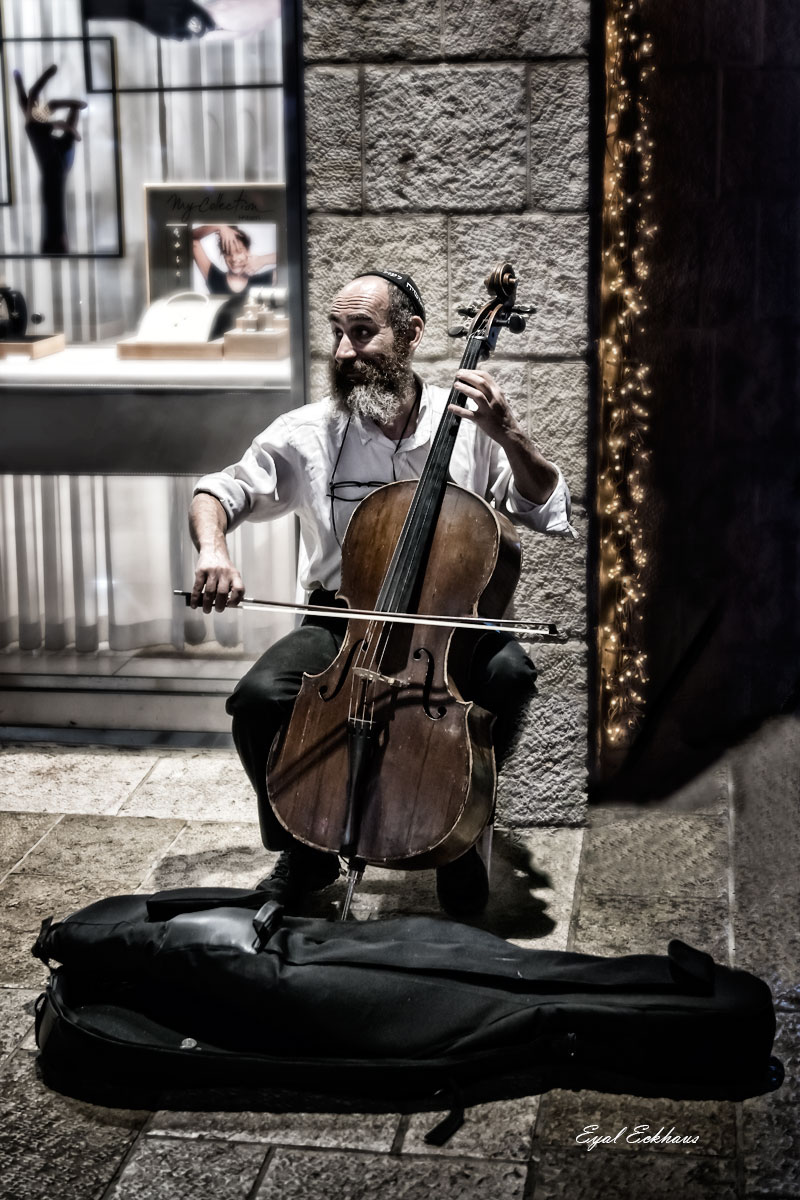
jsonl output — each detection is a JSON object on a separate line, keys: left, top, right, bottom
{"left": 226, "top": 593, "right": 537, "bottom": 850}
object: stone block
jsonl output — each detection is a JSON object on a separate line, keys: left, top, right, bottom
{"left": 0, "top": 988, "right": 39, "bottom": 1062}
{"left": 742, "top": 1100, "right": 800, "bottom": 1198}
{"left": 0, "top": 1050, "right": 146, "bottom": 1200}
{"left": 0, "top": 812, "right": 58, "bottom": 877}
{"left": 530, "top": 62, "right": 590, "bottom": 211}
{"left": 515, "top": 510, "right": 587, "bottom": 632}
{"left": 529, "top": 360, "right": 589, "bottom": 504}
{"left": 0, "top": 746, "right": 159, "bottom": 816}
{"left": 529, "top": 640, "right": 588, "bottom": 699}
{"left": 496, "top": 678, "right": 587, "bottom": 828}
{"left": 306, "top": 214, "right": 450, "bottom": 358}
{"left": 579, "top": 812, "right": 730, "bottom": 901}
{"left": 118, "top": 751, "right": 254, "bottom": 822}
{"left": 13, "top": 814, "right": 185, "bottom": 889}
{"left": 304, "top": 0, "right": 442, "bottom": 63}
{"left": 304, "top": 67, "right": 361, "bottom": 211}
{"left": 531, "top": 1145, "right": 738, "bottom": 1200}
{"left": 364, "top": 66, "right": 527, "bottom": 213}
{"left": 109, "top": 1135, "right": 266, "bottom": 1200}
{"left": 571, "top": 894, "right": 730, "bottom": 962}
{"left": 257, "top": 1148, "right": 527, "bottom": 1199}
{"left": 449, "top": 215, "right": 590, "bottom": 356}
{"left": 148, "top": 1108, "right": 399, "bottom": 1150}
{"left": 442, "top": 0, "right": 590, "bottom": 58}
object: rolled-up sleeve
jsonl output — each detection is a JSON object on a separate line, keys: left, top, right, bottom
{"left": 504, "top": 467, "right": 577, "bottom": 538}
{"left": 193, "top": 417, "right": 300, "bottom": 531}
{"left": 487, "top": 442, "right": 578, "bottom": 539}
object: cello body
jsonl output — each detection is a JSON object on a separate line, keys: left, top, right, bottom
{"left": 266, "top": 479, "right": 521, "bottom": 868}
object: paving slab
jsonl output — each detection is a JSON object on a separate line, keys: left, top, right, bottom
{"left": 0, "top": 987, "right": 39, "bottom": 1062}
{"left": 108, "top": 1134, "right": 267, "bottom": 1200}
{"left": 579, "top": 813, "right": 729, "bottom": 901}
{"left": 119, "top": 751, "right": 255, "bottom": 822}
{"left": 13, "top": 814, "right": 185, "bottom": 888}
{"left": 402, "top": 1096, "right": 540, "bottom": 1160}
{"left": 571, "top": 894, "right": 730, "bottom": 963}
{"left": 0, "top": 1049, "right": 146, "bottom": 1200}
{"left": 733, "top": 890, "right": 800, "bottom": 1008}
{"left": 137, "top": 819, "right": 269, "bottom": 892}
{"left": 741, "top": 1096, "right": 800, "bottom": 1197}
{"left": 148, "top": 1108, "right": 400, "bottom": 1150}
{"left": 530, "top": 1147, "right": 738, "bottom": 1200}
{"left": 254, "top": 1148, "right": 528, "bottom": 1199}
{"left": 0, "top": 747, "right": 159, "bottom": 815}
{"left": 538, "top": 1090, "right": 737, "bottom": 1157}
{"left": 0, "top": 811, "right": 60, "bottom": 878}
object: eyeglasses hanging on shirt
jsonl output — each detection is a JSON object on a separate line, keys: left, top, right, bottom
{"left": 327, "top": 398, "right": 420, "bottom": 545}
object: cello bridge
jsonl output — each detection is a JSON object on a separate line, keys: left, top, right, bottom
{"left": 351, "top": 667, "right": 406, "bottom": 689}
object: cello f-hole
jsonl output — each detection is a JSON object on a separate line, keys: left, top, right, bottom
{"left": 413, "top": 646, "right": 447, "bottom": 720}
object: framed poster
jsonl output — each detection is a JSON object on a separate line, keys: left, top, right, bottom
{"left": 144, "top": 183, "right": 286, "bottom": 304}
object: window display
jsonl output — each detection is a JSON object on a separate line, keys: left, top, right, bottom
{"left": 0, "top": 0, "right": 291, "bottom": 365}
{"left": 0, "top": 0, "right": 303, "bottom": 733}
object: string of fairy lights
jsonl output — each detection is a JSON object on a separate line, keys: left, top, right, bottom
{"left": 598, "top": 0, "right": 655, "bottom": 760}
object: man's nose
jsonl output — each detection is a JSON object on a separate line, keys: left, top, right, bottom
{"left": 334, "top": 332, "right": 356, "bottom": 361}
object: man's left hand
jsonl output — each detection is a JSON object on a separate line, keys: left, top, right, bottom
{"left": 451, "top": 368, "right": 559, "bottom": 505}
{"left": 450, "top": 369, "right": 522, "bottom": 444}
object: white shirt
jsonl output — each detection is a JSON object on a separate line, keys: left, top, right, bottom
{"left": 194, "top": 381, "right": 576, "bottom": 592}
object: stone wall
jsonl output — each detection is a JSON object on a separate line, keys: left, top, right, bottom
{"left": 301, "top": 0, "right": 592, "bottom": 825}
{"left": 608, "top": 1, "right": 800, "bottom": 796}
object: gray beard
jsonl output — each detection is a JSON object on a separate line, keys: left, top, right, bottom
{"left": 328, "top": 356, "right": 412, "bottom": 426}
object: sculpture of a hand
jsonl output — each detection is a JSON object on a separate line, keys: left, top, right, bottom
{"left": 13, "top": 65, "right": 87, "bottom": 255}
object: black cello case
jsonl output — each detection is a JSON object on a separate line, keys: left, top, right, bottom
{"left": 32, "top": 888, "right": 783, "bottom": 1141}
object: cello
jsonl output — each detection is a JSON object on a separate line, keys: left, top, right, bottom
{"left": 266, "top": 263, "right": 533, "bottom": 912}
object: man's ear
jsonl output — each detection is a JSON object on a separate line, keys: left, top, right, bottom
{"left": 408, "top": 315, "right": 425, "bottom": 351}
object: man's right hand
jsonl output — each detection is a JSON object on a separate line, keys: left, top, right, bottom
{"left": 190, "top": 550, "right": 244, "bottom": 613}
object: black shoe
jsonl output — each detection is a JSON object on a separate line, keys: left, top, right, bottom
{"left": 257, "top": 843, "right": 340, "bottom": 908}
{"left": 436, "top": 845, "right": 489, "bottom": 917}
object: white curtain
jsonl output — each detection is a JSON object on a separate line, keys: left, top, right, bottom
{"left": 0, "top": 475, "right": 297, "bottom": 656}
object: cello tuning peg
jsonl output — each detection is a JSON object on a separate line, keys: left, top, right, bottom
{"left": 456, "top": 305, "right": 477, "bottom": 317}
{"left": 512, "top": 304, "right": 537, "bottom": 315}
{"left": 447, "top": 324, "right": 469, "bottom": 338}
{"left": 507, "top": 313, "right": 526, "bottom": 334}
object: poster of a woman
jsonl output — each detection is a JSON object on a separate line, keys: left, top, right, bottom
{"left": 191, "top": 223, "right": 276, "bottom": 295}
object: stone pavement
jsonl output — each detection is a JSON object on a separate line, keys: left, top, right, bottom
{"left": 0, "top": 712, "right": 797, "bottom": 1199}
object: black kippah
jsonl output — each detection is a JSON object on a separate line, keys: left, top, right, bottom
{"left": 352, "top": 269, "right": 426, "bottom": 323}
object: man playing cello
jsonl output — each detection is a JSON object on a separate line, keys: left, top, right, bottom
{"left": 189, "top": 270, "right": 574, "bottom": 915}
